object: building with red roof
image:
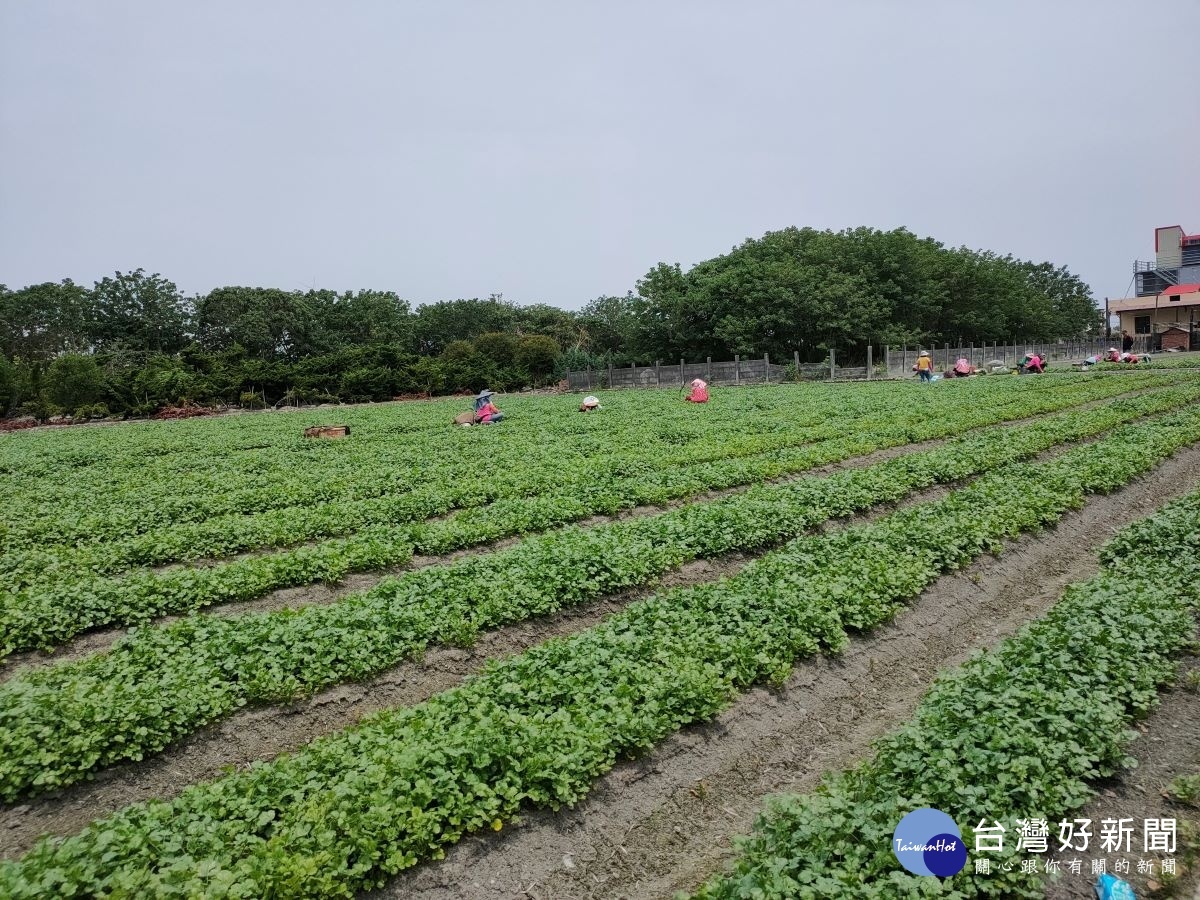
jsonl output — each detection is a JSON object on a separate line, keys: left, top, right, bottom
{"left": 1108, "top": 225, "right": 1200, "bottom": 351}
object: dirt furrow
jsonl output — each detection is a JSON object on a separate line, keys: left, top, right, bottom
{"left": 0, "top": 473, "right": 966, "bottom": 857}
{"left": 0, "top": 420, "right": 1178, "bottom": 854}
{"left": 370, "top": 444, "right": 1200, "bottom": 900}
{"left": 1, "top": 385, "right": 1159, "bottom": 677}
{"left": 1043, "top": 651, "right": 1200, "bottom": 900}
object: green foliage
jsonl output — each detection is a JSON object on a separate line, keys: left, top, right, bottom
{"left": 619, "top": 227, "right": 1103, "bottom": 362}
{"left": 514, "top": 334, "right": 561, "bottom": 383}
{"left": 91, "top": 269, "right": 190, "bottom": 354}
{"left": 0, "top": 374, "right": 1170, "bottom": 658}
{"left": 1164, "top": 773, "right": 1200, "bottom": 809}
{"left": 3, "top": 397, "right": 1199, "bottom": 895}
{"left": 0, "top": 224, "right": 1103, "bottom": 416}
{"left": 42, "top": 353, "right": 105, "bottom": 413}
{"left": 693, "top": 490, "right": 1200, "bottom": 899}
{"left": 2, "top": 382, "right": 1198, "bottom": 800}
{"left": 0, "top": 353, "right": 16, "bottom": 413}
{"left": 0, "top": 279, "right": 92, "bottom": 360}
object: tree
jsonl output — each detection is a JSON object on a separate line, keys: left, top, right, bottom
{"left": 473, "top": 331, "right": 518, "bottom": 368}
{"left": 43, "top": 353, "right": 105, "bottom": 413}
{"left": 0, "top": 353, "right": 16, "bottom": 413}
{"left": 413, "top": 296, "right": 519, "bottom": 354}
{"left": 514, "top": 335, "right": 561, "bottom": 384}
{"left": 131, "top": 355, "right": 203, "bottom": 408}
{"left": 92, "top": 270, "right": 191, "bottom": 353}
{"left": 196, "top": 287, "right": 311, "bottom": 360}
{"left": 439, "top": 340, "right": 495, "bottom": 393}
{"left": 0, "top": 280, "right": 92, "bottom": 359}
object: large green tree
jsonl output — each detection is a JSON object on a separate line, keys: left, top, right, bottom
{"left": 0, "top": 280, "right": 92, "bottom": 359}
{"left": 91, "top": 270, "right": 191, "bottom": 354}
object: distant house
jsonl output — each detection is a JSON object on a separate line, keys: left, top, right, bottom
{"left": 1108, "top": 225, "right": 1200, "bottom": 351}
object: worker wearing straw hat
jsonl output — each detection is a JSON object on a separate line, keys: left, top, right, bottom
{"left": 472, "top": 389, "right": 504, "bottom": 424}
{"left": 914, "top": 351, "right": 934, "bottom": 382}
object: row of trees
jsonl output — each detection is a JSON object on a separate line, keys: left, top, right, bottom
{"left": 578, "top": 227, "right": 1101, "bottom": 363}
{"left": 0, "top": 227, "right": 1102, "bottom": 418}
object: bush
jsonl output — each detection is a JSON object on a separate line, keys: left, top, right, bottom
{"left": 43, "top": 354, "right": 105, "bottom": 413}
{"left": 338, "top": 366, "right": 395, "bottom": 403}
{"left": 239, "top": 391, "right": 266, "bottom": 410}
{"left": 439, "top": 341, "right": 496, "bottom": 393}
{"left": 515, "top": 335, "right": 561, "bottom": 385}
{"left": 473, "top": 332, "right": 518, "bottom": 368}
{"left": 131, "top": 356, "right": 199, "bottom": 409}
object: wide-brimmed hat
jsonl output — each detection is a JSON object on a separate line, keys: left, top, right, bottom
{"left": 919, "top": 351, "right": 929, "bottom": 357}
{"left": 474, "top": 389, "right": 495, "bottom": 400}
{"left": 582, "top": 395, "right": 600, "bottom": 407}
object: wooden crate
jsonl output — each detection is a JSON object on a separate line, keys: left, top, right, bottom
{"left": 304, "top": 425, "right": 350, "bottom": 439}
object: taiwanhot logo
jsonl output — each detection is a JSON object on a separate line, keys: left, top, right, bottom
{"left": 892, "top": 808, "right": 967, "bottom": 877}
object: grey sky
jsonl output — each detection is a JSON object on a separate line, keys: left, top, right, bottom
{"left": 2, "top": 0, "right": 1196, "bottom": 310}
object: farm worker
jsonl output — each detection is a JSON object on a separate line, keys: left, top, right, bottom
{"left": 472, "top": 389, "right": 504, "bottom": 424}
{"left": 685, "top": 378, "right": 709, "bottom": 403}
{"left": 915, "top": 351, "right": 934, "bottom": 382}
{"left": 1122, "top": 331, "right": 1134, "bottom": 353}
{"left": 579, "top": 395, "right": 601, "bottom": 412}
{"left": 1083, "top": 354, "right": 1100, "bottom": 367}
{"left": 1106, "top": 347, "right": 1121, "bottom": 362}
{"left": 952, "top": 357, "right": 974, "bottom": 377}
{"left": 1019, "top": 352, "right": 1044, "bottom": 374}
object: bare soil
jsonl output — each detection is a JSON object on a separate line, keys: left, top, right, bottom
{"left": 1, "top": 473, "right": 959, "bottom": 856}
{"left": 367, "top": 446, "right": 1200, "bottom": 900}
{"left": 1043, "top": 652, "right": 1200, "bottom": 900}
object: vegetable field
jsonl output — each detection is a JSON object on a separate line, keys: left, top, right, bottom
{"left": 2, "top": 373, "right": 1199, "bottom": 899}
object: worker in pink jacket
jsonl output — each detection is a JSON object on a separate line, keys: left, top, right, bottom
{"left": 472, "top": 389, "right": 504, "bottom": 424}
{"left": 684, "top": 378, "right": 709, "bottom": 403}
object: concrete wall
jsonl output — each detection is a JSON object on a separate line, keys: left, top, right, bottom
{"left": 1177, "top": 264, "right": 1200, "bottom": 284}
{"left": 1118, "top": 305, "right": 1200, "bottom": 336}
{"left": 1156, "top": 226, "right": 1184, "bottom": 268}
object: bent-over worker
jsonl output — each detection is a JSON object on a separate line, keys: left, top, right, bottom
{"left": 685, "top": 378, "right": 709, "bottom": 403}
{"left": 579, "top": 395, "right": 601, "bottom": 412}
{"left": 1019, "top": 351, "right": 1044, "bottom": 374}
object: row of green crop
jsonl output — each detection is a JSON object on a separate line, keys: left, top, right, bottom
{"left": 4, "top": 404, "right": 1199, "bottom": 897}
{"left": 0, "top": 381, "right": 978, "bottom": 578}
{"left": 692, "top": 491, "right": 1200, "bottom": 899}
{"left": 2, "top": 375, "right": 1148, "bottom": 566}
{"left": 1095, "top": 355, "right": 1200, "bottom": 371}
{"left": 0, "top": 377, "right": 1180, "bottom": 656}
{"left": 5, "top": 385, "right": 1196, "bottom": 800}
{"left": 0, "top": 388, "right": 846, "bottom": 555}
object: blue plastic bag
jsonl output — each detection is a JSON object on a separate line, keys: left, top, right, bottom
{"left": 1094, "top": 873, "right": 1136, "bottom": 900}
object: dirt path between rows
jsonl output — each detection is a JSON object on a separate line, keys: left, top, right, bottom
{"left": 0, "top": 471, "right": 957, "bottom": 858}
{"left": 1, "top": 384, "right": 1165, "bottom": 679}
{"left": 1, "top": 428, "right": 1195, "bottom": 863}
{"left": 1042, "top": 651, "right": 1200, "bottom": 900}
{"left": 368, "top": 445, "right": 1200, "bottom": 900}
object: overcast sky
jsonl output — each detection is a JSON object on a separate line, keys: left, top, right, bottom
{"left": 1, "top": 1, "right": 1196, "bottom": 309}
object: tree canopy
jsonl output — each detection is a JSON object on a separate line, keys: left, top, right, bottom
{"left": 0, "top": 225, "right": 1102, "bottom": 418}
